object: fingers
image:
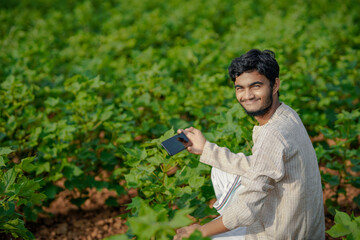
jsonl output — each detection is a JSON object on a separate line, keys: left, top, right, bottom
{"left": 177, "top": 127, "right": 198, "bottom": 135}
{"left": 186, "top": 126, "right": 194, "bottom": 132}
{"left": 185, "top": 127, "right": 196, "bottom": 133}
{"left": 177, "top": 128, "right": 190, "bottom": 138}
{"left": 177, "top": 129, "right": 190, "bottom": 139}
{"left": 173, "top": 235, "right": 182, "bottom": 240}
{"left": 173, "top": 228, "right": 185, "bottom": 240}
{"left": 187, "top": 146, "right": 201, "bottom": 155}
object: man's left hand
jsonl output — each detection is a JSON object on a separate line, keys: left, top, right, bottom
{"left": 173, "top": 224, "right": 201, "bottom": 240}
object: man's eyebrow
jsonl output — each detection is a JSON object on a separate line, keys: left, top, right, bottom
{"left": 249, "top": 81, "right": 264, "bottom": 86}
{"left": 234, "top": 81, "right": 264, "bottom": 88}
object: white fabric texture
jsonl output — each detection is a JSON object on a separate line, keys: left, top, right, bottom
{"left": 211, "top": 167, "right": 246, "bottom": 240}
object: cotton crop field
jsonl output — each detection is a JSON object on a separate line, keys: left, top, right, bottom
{"left": 0, "top": 0, "right": 359, "bottom": 239}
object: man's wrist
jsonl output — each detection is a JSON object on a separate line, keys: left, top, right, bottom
{"left": 199, "top": 140, "right": 211, "bottom": 162}
{"left": 198, "top": 225, "right": 208, "bottom": 237}
{"left": 197, "top": 217, "right": 229, "bottom": 237}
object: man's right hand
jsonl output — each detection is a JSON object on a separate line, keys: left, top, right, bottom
{"left": 177, "top": 127, "right": 206, "bottom": 155}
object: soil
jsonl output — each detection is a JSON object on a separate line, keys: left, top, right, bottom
{"left": 29, "top": 186, "right": 133, "bottom": 240}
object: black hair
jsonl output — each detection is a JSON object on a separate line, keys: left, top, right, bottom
{"left": 228, "top": 49, "right": 280, "bottom": 95}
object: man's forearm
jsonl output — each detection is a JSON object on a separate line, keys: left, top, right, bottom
{"left": 199, "top": 216, "right": 229, "bottom": 237}
{"left": 200, "top": 141, "right": 250, "bottom": 176}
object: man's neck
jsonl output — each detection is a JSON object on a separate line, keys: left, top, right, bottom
{"left": 255, "top": 98, "right": 281, "bottom": 126}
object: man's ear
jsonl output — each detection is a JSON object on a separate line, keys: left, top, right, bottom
{"left": 273, "top": 78, "right": 280, "bottom": 95}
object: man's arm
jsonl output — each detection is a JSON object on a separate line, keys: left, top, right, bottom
{"left": 177, "top": 127, "right": 251, "bottom": 175}
{"left": 200, "top": 141, "right": 251, "bottom": 176}
{"left": 199, "top": 217, "right": 229, "bottom": 236}
{"left": 179, "top": 127, "right": 286, "bottom": 230}
{"left": 173, "top": 217, "right": 228, "bottom": 239}
{"left": 213, "top": 128, "right": 286, "bottom": 230}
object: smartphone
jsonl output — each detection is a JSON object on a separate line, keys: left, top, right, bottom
{"left": 161, "top": 132, "right": 192, "bottom": 156}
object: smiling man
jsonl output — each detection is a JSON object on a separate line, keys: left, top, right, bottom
{"left": 174, "top": 49, "right": 325, "bottom": 240}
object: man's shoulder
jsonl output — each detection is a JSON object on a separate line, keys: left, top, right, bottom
{"left": 256, "top": 104, "right": 305, "bottom": 141}
{"left": 269, "top": 104, "right": 303, "bottom": 130}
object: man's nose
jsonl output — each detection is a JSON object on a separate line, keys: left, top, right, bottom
{"left": 244, "top": 89, "right": 255, "bottom": 100}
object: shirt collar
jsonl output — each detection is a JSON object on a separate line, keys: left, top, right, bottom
{"left": 253, "top": 102, "right": 286, "bottom": 133}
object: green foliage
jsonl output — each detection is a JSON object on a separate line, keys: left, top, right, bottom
{"left": 326, "top": 210, "right": 360, "bottom": 240}
{"left": 0, "top": 147, "right": 46, "bottom": 240}
{"left": 122, "top": 129, "right": 217, "bottom": 238}
{"left": 0, "top": 0, "right": 359, "bottom": 239}
{"left": 127, "top": 199, "right": 193, "bottom": 239}
{"left": 103, "top": 234, "right": 129, "bottom": 240}
{"left": 316, "top": 109, "right": 360, "bottom": 215}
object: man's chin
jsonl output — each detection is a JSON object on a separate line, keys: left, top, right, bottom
{"left": 241, "top": 104, "right": 272, "bottom": 117}
{"left": 245, "top": 109, "right": 268, "bottom": 117}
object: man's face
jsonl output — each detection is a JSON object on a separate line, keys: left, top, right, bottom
{"left": 234, "top": 71, "right": 273, "bottom": 117}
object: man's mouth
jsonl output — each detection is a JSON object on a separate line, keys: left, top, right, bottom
{"left": 241, "top": 99, "right": 260, "bottom": 105}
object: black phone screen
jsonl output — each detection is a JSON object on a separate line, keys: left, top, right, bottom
{"left": 161, "top": 132, "right": 191, "bottom": 156}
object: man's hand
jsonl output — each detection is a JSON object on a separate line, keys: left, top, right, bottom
{"left": 177, "top": 127, "right": 206, "bottom": 155}
{"left": 173, "top": 224, "right": 201, "bottom": 240}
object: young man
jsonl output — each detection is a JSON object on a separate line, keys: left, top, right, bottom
{"left": 174, "top": 49, "right": 325, "bottom": 240}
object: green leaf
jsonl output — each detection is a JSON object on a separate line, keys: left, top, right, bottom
{"left": 321, "top": 173, "right": 340, "bottom": 186}
{"left": 70, "top": 197, "right": 87, "bottom": 207}
{"left": 353, "top": 195, "right": 360, "bottom": 208}
{"left": 168, "top": 207, "right": 194, "bottom": 228}
{"left": 124, "top": 147, "right": 147, "bottom": 167}
{"left": 147, "top": 155, "right": 163, "bottom": 165}
{"left": 189, "top": 176, "right": 205, "bottom": 189}
{"left": 103, "top": 235, "right": 129, "bottom": 240}
{"left": 153, "top": 127, "right": 176, "bottom": 145}
{"left": 3, "top": 168, "right": 17, "bottom": 192}
{"left": 334, "top": 210, "right": 352, "bottom": 225}
{"left": 35, "top": 162, "right": 50, "bottom": 175}
{"left": 105, "top": 197, "right": 119, "bottom": 207}
{"left": 44, "top": 97, "right": 59, "bottom": 107}
{"left": 29, "top": 193, "right": 47, "bottom": 205}
{"left": 100, "top": 110, "right": 113, "bottom": 121}
{"left": 124, "top": 147, "right": 147, "bottom": 160}
{"left": 326, "top": 222, "right": 351, "bottom": 237}
{"left": 19, "top": 157, "right": 36, "bottom": 172}
{"left": 186, "top": 230, "right": 211, "bottom": 240}
{"left": 43, "top": 183, "right": 61, "bottom": 199}
{"left": 15, "top": 179, "right": 40, "bottom": 197}
{"left": 0, "top": 156, "right": 8, "bottom": 167}
{"left": 63, "top": 165, "right": 83, "bottom": 180}
{"left": 325, "top": 161, "right": 343, "bottom": 171}
{"left": 126, "top": 196, "right": 143, "bottom": 212}
{"left": 350, "top": 158, "right": 360, "bottom": 172}
{"left": 128, "top": 202, "right": 159, "bottom": 238}
{"left": 0, "top": 147, "right": 15, "bottom": 156}
{"left": 125, "top": 171, "right": 141, "bottom": 189}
